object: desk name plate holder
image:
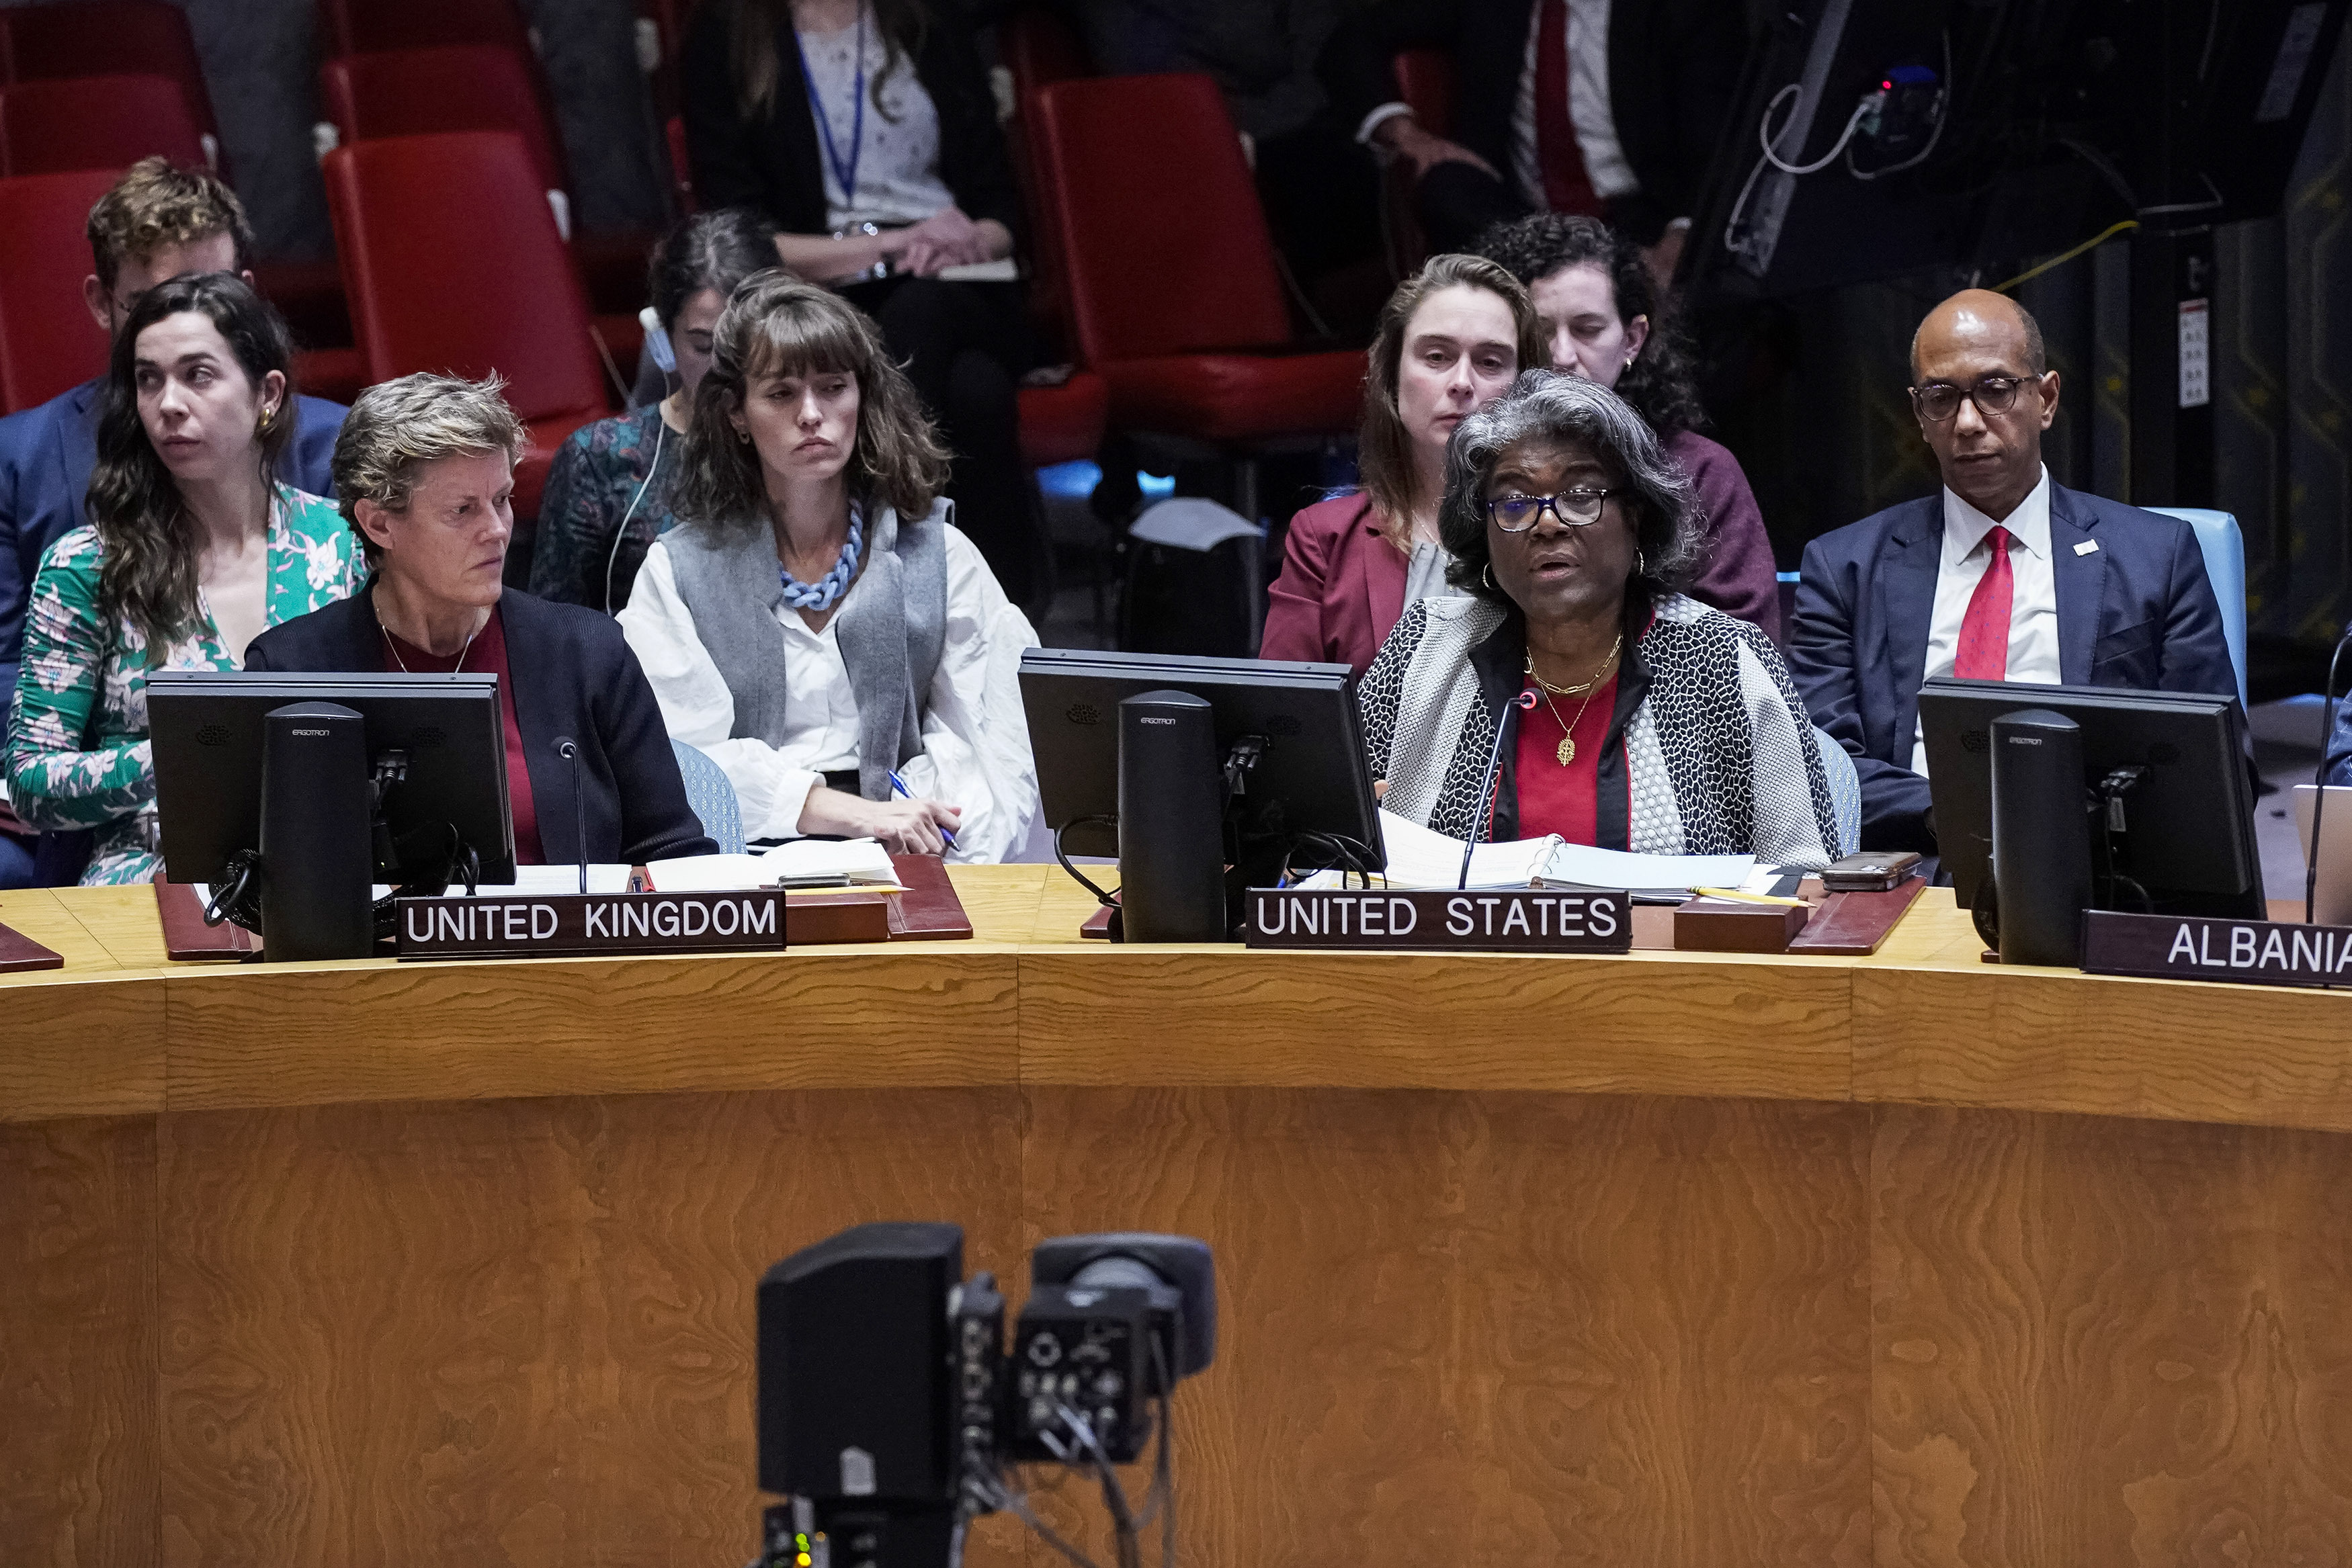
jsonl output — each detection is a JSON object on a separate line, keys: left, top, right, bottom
{"left": 396, "top": 889, "right": 788, "bottom": 961}
{"left": 2081, "top": 910, "right": 2352, "bottom": 990}
{"left": 1243, "top": 886, "right": 1633, "bottom": 954}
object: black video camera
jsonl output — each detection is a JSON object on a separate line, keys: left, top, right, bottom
{"left": 753, "top": 1222, "right": 1216, "bottom": 1568}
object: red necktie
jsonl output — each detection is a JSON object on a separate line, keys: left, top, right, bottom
{"left": 1953, "top": 526, "right": 2015, "bottom": 681}
{"left": 1533, "top": 0, "right": 1601, "bottom": 216}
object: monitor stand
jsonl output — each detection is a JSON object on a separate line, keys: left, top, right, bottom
{"left": 257, "top": 701, "right": 376, "bottom": 961}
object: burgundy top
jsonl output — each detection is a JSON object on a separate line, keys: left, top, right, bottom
{"left": 379, "top": 607, "right": 547, "bottom": 865}
{"left": 1260, "top": 436, "right": 1780, "bottom": 675}
{"left": 1663, "top": 429, "right": 1780, "bottom": 642}
{"left": 1514, "top": 672, "right": 1618, "bottom": 846}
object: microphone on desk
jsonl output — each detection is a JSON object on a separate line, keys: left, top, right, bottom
{"left": 554, "top": 736, "right": 587, "bottom": 895}
{"left": 2308, "top": 620, "right": 2352, "bottom": 924}
{"left": 1459, "top": 689, "right": 1541, "bottom": 890}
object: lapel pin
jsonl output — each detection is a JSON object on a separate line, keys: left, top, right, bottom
{"left": 2074, "top": 539, "right": 2100, "bottom": 556}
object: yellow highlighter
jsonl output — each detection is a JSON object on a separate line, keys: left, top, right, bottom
{"left": 1690, "top": 886, "right": 1810, "bottom": 908}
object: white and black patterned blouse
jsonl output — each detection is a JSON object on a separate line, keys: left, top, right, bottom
{"left": 1361, "top": 591, "right": 1841, "bottom": 867}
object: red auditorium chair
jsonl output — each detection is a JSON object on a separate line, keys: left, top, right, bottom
{"left": 0, "top": 74, "right": 207, "bottom": 177}
{"left": 318, "top": 47, "right": 644, "bottom": 380}
{"left": 665, "top": 114, "right": 692, "bottom": 213}
{"left": 0, "top": 166, "right": 121, "bottom": 413}
{"left": 0, "top": 1, "right": 220, "bottom": 164}
{"left": 319, "top": 47, "right": 567, "bottom": 199}
{"left": 1017, "top": 372, "right": 1108, "bottom": 470}
{"left": 998, "top": 7, "right": 1090, "bottom": 355}
{"left": 1027, "top": 75, "right": 1362, "bottom": 481}
{"left": 315, "top": 0, "right": 535, "bottom": 60}
{"left": 321, "top": 131, "right": 612, "bottom": 525}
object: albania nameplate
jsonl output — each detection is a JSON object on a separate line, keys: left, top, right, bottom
{"left": 1243, "top": 887, "right": 1632, "bottom": 953}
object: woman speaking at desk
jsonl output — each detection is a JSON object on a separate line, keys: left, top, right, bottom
{"left": 5, "top": 273, "right": 358, "bottom": 885}
{"left": 245, "top": 374, "right": 715, "bottom": 867}
{"left": 618, "top": 273, "right": 1040, "bottom": 861}
{"left": 1361, "top": 372, "right": 1839, "bottom": 866}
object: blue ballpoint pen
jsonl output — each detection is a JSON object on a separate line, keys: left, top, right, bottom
{"left": 887, "top": 769, "right": 955, "bottom": 848}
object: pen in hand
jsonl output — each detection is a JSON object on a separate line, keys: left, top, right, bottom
{"left": 888, "top": 769, "right": 956, "bottom": 850}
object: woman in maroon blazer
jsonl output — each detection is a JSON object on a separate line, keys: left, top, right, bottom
{"left": 1262, "top": 253, "right": 1543, "bottom": 673}
{"left": 1479, "top": 212, "right": 1781, "bottom": 640}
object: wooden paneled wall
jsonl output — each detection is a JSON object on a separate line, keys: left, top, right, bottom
{"left": 5, "top": 1089, "right": 2350, "bottom": 1566}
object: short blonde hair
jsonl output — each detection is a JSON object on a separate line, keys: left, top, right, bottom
{"left": 86, "top": 156, "right": 253, "bottom": 294}
{"left": 332, "top": 372, "right": 527, "bottom": 562}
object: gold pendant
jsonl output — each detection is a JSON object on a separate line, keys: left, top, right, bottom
{"left": 1557, "top": 736, "right": 1577, "bottom": 767}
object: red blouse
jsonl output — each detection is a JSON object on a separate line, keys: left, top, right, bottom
{"left": 1512, "top": 673, "right": 1619, "bottom": 846}
{"left": 378, "top": 607, "right": 546, "bottom": 865}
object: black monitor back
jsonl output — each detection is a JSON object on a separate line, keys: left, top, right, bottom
{"left": 1019, "top": 647, "right": 1385, "bottom": 866}
{"left": 146, "top": 670, "right": 516, "bottom": 885}
{"left": 1918, "top": 675, "right": 2261, "bottom": 918}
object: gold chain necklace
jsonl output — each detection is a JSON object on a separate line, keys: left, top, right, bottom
{"left": 1526, "top": 636, "right": 1622, "bottom": 766}
{"left": 1524, "top": 633, "right": 1622, "bottom": 696}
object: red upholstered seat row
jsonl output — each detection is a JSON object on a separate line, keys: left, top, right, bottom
{"left": 323, "top": 131, "right": 610, "bottom": 519}
{"left": 1026, "top": 73, "right": 1363, "bottom": 455}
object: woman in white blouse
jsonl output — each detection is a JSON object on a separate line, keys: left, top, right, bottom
{"left": 618, "top": 271, "right": 1040, "bottom": 860}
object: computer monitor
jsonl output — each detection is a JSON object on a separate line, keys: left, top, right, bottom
{"left": 1917, "top": 674, "right": 2261, "bottom": 919}
{"left": 147, "top": 669, "right": 516, "bottom": 886}
{"left": 1019, "top": 647, "right": 1385, "bottom": 869}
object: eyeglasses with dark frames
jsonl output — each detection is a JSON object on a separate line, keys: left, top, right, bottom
{"left": 1909, "top": 374, "right": 2044, "bottom": 423}
{"left": 1486, "top": 488, "right": 1615, "bottom": 532}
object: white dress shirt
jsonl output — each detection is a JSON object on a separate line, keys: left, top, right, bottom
{"left": 1354, "top": 0, "right": 1637, "bottom": 203}
{"left": 1912, "top": 465, "right": 2060, "bottom": 773}
{"left": 618, "top": 523, "right": 1044, "bottom": 863}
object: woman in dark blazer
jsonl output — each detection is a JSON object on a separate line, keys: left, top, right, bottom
{"left": 681, "top": 0, "right": 1044, "bottom": 610}
{"left": 245, "top": 374, "right": 715, "bottom": 868}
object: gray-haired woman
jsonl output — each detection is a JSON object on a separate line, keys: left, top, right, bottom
{"left": 1361, "top": 370, "right": 1840, "bottom": 866}
{"left": 245, "top": 372, "right": 716, "bottom": 868}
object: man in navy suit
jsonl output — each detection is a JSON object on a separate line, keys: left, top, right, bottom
{"left": 0, "top": 157, "right": 346, "bottom": 885}
{"left": 1788, "top": 289, "right": 2235, "bottom": 851}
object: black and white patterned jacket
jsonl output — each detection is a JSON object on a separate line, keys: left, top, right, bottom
{"left": 1360, "top": 591, "right": 1841, "bottom": 868}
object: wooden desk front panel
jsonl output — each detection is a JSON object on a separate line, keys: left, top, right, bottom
{"left": 12, "top": 1087, "right": 2351, "bottom": 1565}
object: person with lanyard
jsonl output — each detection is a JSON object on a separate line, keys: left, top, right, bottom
{"left": 679, "top": 0, "right": 1046, "bottom": 615}
{"left": 246, "top": 374, "right": 716, "bottom": 869}
{"left": 1359, "top": 370, "right": 1837, "bottom": 865}
{"left": 618, "top": 273, "right": 1042, "bottom": 861}
{"left": 528, "top": 208, "right": 778, "bottom": 614}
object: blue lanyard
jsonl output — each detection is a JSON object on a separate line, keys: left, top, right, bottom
{"left": 794, "top": 7, "right": 866, "bottom": 211}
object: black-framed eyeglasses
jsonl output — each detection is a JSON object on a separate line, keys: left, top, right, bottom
{"left": 1909, "top": 374, "right": 2042, "bottom": 423}
{"left": 1486, "top": 489, "right": 1614, "bottom": 532}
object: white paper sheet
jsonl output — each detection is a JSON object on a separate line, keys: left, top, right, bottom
{"left": 439, "top": 864, "right": 634, "bottom": 897}
{"left": 1370, "top": 810, "right": 1562, "bottom": 889}
{"left": 758, "top": 838, "right": 899, "bottom": 883}
{"left": 1542, "top": 844, "right": 1755, "bottom": 894}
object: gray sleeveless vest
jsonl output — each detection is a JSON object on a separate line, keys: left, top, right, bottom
{"left": 663, "top": 500, "right": 950, "bottom": 802}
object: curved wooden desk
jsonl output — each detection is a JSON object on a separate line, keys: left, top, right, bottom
{"left": 4, "top": 869, "right": 2349, "bottom": 1564}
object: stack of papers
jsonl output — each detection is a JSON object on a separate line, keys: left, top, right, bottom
{"left": 644, "top": 839, "right": 905, "bottom": 893}
{"left": 1299, "top": 810, "right": 1757, "bottom": 898}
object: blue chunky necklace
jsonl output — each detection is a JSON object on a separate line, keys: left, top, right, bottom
{"left": 780, "top": 510, "right": 864, "bottom": 611}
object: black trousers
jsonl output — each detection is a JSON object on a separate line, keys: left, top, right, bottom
{"left": 1414, "top": 161, "right": 1534, "bottom": 257}
{"left": 841, "top": 275, "right": 1044, "bottom": 611}
{"left": 1253, "top": 117, "right": 1385, "bottom": 288}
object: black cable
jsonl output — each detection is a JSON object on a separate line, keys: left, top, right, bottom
{"left": 1054, "top": 816, "right": 1122, "bottom": 908}
{"left": 2306, "top": 628, "right": 2352, "bottom": 924}
{"left": 203, "top": 848, "right": 259, "bottom": 927}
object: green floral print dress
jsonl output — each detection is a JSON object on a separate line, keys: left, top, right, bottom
{"left": 3, "top": 486, "right": 360, "bottom": 884}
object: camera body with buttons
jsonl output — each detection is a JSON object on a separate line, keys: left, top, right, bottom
{"left": 753, "top": 1224, "right": 1216, "bottom": 1568}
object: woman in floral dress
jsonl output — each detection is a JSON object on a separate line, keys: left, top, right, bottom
{"left": 4, "top": 273, "right": 358, "bottom": 884}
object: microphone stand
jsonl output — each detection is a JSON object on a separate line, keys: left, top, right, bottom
{"left": 555, "top": 737, "right": 588, "bottom": 895}
{"left": 1458, "top": 691, "right": 1540, "bottom": 890}
{"left": 2306, "top": 625, "right": 2352, "bottom": 924}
